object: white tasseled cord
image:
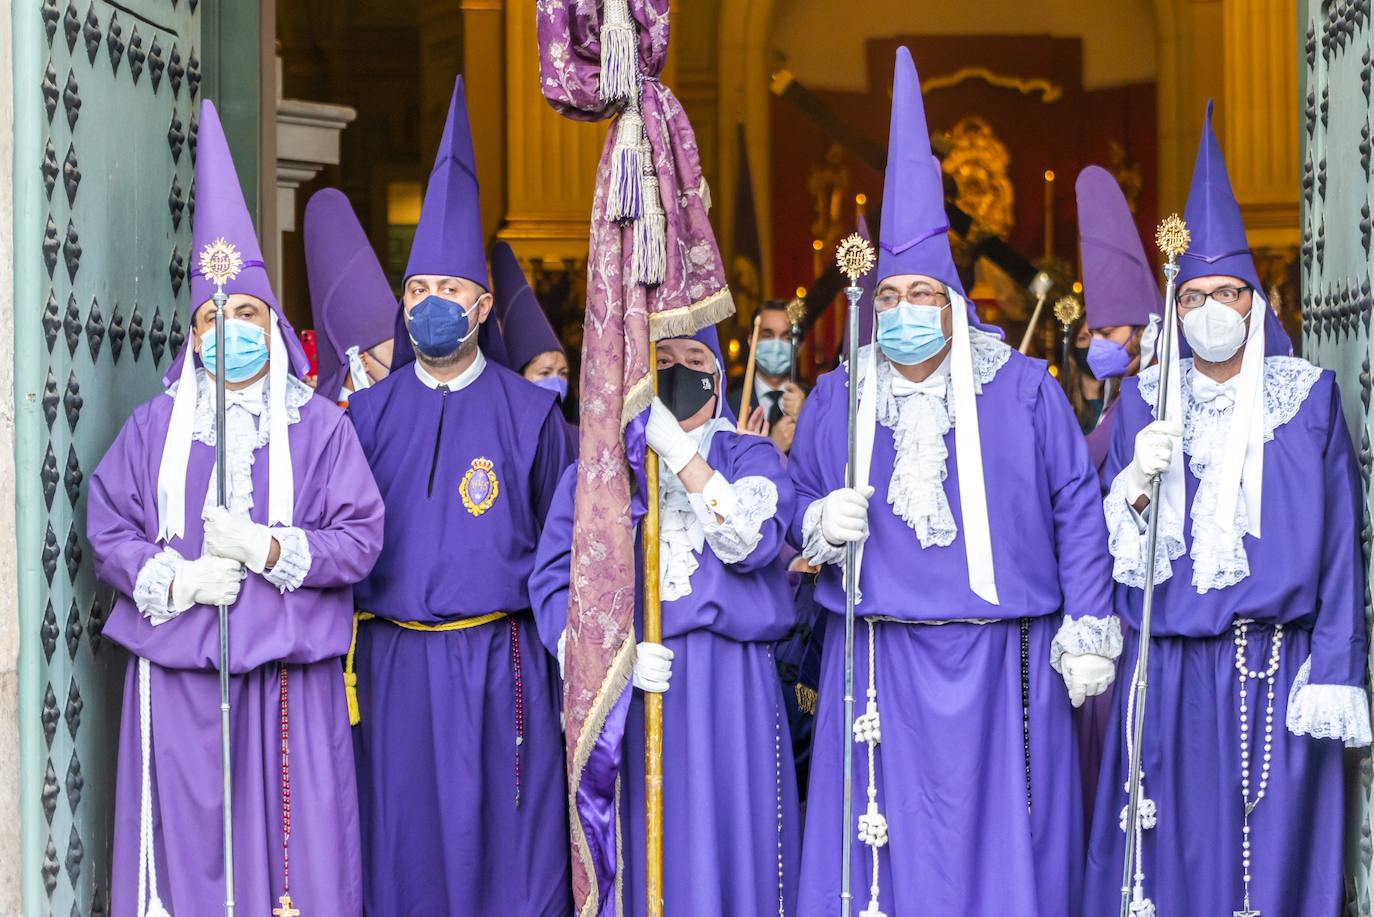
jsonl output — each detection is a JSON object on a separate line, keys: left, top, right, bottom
{"left": 1120, "top": 649, "right": 1157, "bottom": 917}
{"left": 597, "top": 0, "right": 664, "bottom": 285}
{"left": 598, "top": 0, "right": 636, "bottom": 104}
{"left": 137, "top": 656, "right": 172, "bottom": 917}
{"left": 854, "top": 619, "right": 887, "bottom": 917}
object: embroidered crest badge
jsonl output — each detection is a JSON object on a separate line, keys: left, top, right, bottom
{"left": 459, "top": 457, "right": 500, "bottom": 516}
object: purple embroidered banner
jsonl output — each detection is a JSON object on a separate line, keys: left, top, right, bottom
{"left": 536, "top": 2, "right": 733, "bottom": 914}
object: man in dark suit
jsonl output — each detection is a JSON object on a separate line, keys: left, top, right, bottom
{"left": 728, "top": 299, "right": 809, "bottom": 454}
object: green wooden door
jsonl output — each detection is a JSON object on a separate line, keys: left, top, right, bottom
{"left": 13, "top": 0, "right": 201, "bottom": 912}
{"left": 1300, "top": 3, "right": 1374, "bottom": 914}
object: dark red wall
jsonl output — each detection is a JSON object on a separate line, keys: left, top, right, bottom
{"left": 769, "top": 34, "right": 1158, "bottom": 308}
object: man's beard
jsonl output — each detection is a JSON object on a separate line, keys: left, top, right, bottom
{"left": 418, "top": 331, "right": 478, "bottom": 370}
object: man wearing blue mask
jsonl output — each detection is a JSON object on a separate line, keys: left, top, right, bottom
{"left": 1074, "top": 166, "right": 1163, "bottom": 488}
{"left": 87, "top": 100, "right": 384, "bottom": 917}
{"left": 345, "top": 77, "right": 574, "bottom": 916}
{"left": 788, "top": 48, "right": 1118, "bottom": 917}
{"left": 491, "top": 241, "right": 578, "bottom": 452}
{"left": 730, "top": 300, "right": 809, "bottom": 454}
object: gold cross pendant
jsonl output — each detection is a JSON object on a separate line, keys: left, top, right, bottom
{"left": 273, "top": 893, "right": 300, "bottom": 917}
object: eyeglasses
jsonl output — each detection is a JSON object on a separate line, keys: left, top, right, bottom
{"left": 1177, "top": 285, "right": 1251, "bottom": 309}
{"left": 875, "top": 288, "right": 949, "bottom": 309}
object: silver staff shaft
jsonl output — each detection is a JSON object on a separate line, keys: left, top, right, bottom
{"left": 1061, "top": 322, "right": 1072, "bottom": 381}
{"left": 790, "top": 323, "right": 802, "bottom": 386}
{"left": 1118, "top": 256, "right": 1179, "bottom": 917}
{"left": 839, "top": 283, "right": 862, "bottom": 917}
{"left": 213, "top": 291, "right": 236, "bottom": 917}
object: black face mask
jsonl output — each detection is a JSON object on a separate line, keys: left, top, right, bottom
{"left": 657, "top": 363, "right": 716, "bottom": 422}
{"left": 1071, "top": 343, "right": 1092, "bottom": 373}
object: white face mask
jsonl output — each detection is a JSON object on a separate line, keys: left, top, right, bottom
{"left": 1181, "top": 298, "right": 1249, "bottom": 362}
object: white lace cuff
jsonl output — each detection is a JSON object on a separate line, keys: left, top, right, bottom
{"left": 133, "top": 548, "right": 185, "bottom": 625}
{"left": 1104, "top": 469, "right": 1183, "bottom": 589}
{"left": 691, "top": 473, "right": 777, "bottom": 564}
{"left": 1049, "top": 614, "right": 1124, "bottom": 674}
{"left": 1286, "top": 656, "right": 1373, "bottom": 747}
{"left": 801, "top": 498, "right": 845, "bottom": 566}
{"left": 262, "top": 527, "right": 311, "bottom": 593}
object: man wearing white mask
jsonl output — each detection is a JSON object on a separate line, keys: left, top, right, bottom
{"left": 788, "top": 48, "right": 1119, "bottom": 917}
{"left": 1085, "top": 101, "right": 1369, "bottom": 917}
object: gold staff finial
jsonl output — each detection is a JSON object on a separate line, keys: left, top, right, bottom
{"left": 835, "top": 233, "right": 876, "bottom": 284}
{"left": 1053, "top": 295, "right": 1083, "bottom": 326}
{"left": 785, "top": 296, "right": 807, "bottom": 327}
{"left": 198, "top": 236, "right": 244, "bottom": 293}
{"left": 1155, "top": 214, "right": 1191, "bottom": 261}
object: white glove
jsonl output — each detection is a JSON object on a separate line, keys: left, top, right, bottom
{"left": 646, "top": 398, "right": 699, "bottom": 475}
{"left": 633, "top": 641, "right": 674, "bottom": 694}
{"left": 1060, "top": 652, "right": 1116, "bottom": 708}
{"left": 203, "top": 506, "right": 275, "bottom": 574}
{"left": 556, "top": 629, "right": 567, "bottom": 680}
{"left": 819, "top": 485, "right": 875, "bottom": 546}
{"left": 1124, "top": 419, "right": 1182, "bottom": 501}
{"left": 170, "top": 554, "right": 244, "bottom": 612}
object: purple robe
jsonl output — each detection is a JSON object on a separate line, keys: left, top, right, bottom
{"left": 88, "top": 390, "right": 384, "bottom": 916}
{"left": 1077, "top": 393, "right": 1119, "bottom": 828}
{"left": 347, "top": 359, "right": 573, "bottom": 916}
{"left": 1084, "top": 365, "right": 1364, "bottom": 916}
{"left": 787, "top": 350, "right": 1113, "bottom": 916}
{"left": 529, "top": 429, "right": 802, "bottom": 917}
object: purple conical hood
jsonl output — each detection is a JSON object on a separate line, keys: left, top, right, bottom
{"left": 1176, "top": 101, "right": 1262, "bottom": 295}
{"left": 304, "top": 188, "right": 398, "bottom": 398}
{"left": 1076, "top": 165, "right": 1162, "bottom": 329}
{"left": 491, "top": 242, "right": 563, "bottom": 373}
{"left": 876, "top": 47, "right": 963, "bottom": 297}
{"left": 404, "top": 77, "right": 487, "bottom": 289}
{"left": 169, "top": 99, "right": 309, "bottom": 382}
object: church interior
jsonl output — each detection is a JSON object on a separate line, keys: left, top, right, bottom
{"left": 275, "top": 0, "right": 1301, "bottom": 385}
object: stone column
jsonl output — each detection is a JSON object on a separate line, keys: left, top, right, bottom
{"left": 1222, "top": 0, "right": 1300, "bottom": 249}
{"left": 459, "top": 0, "right": 507, "bottom": 245}
{"left": 499, "top": 0, "right": 612, "bottom": 262}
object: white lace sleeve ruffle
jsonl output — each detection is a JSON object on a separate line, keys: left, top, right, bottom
{"left": 133, "top": 547, "right": 184, "bottom": 625}
{"left": 1049, "top": 614, "right": 1124, "bottom": 673}
{"left": 1103, "top": 468, "right": 1184, "bottom": 588}
{"left": 801, "top": 498, "right": 845, "bottom": 567}
{"left": 1286, "top": 655, "right": 1373, "bottom": 747}
{"left": 691, "top": 473, "right": 777, "bottom": 565}
{"left": 262, "top": 526, "right": 311, "bottom": 593}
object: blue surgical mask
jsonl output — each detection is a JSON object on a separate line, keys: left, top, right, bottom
{"left": 200, "top": 319, "right": 269, "bottom": 383}
{"left": 754, "top": 339, "right": 792, "bottom": 377}
{"left": 1086, "top": 337, "right": 1131, "bottom": 379}
{"left": 877, "top": 302, "right": 948, "bottom": 366}
{"left": 533, "top": 376, "right": 569, "bottom": 401}
{"left": 407, "top": 294, "right": 479, "bottom": 359}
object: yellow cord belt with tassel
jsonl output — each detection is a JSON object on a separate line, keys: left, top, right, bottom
{"left": 343, "top": 609, "right": 510, "bottom": 726}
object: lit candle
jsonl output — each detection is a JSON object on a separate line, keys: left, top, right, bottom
{"left": 1043, "top": 170, "right": 1055, "bottom": 261}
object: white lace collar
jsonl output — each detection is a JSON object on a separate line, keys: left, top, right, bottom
{"left": 1132, "top": 356, "right": 1321, "bottom": 593}
{"left": 860, "top": 331, "right": 1011, "bottom": 549}
{"left": 173, "top": 368, "right": 313, "bottom": 448}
